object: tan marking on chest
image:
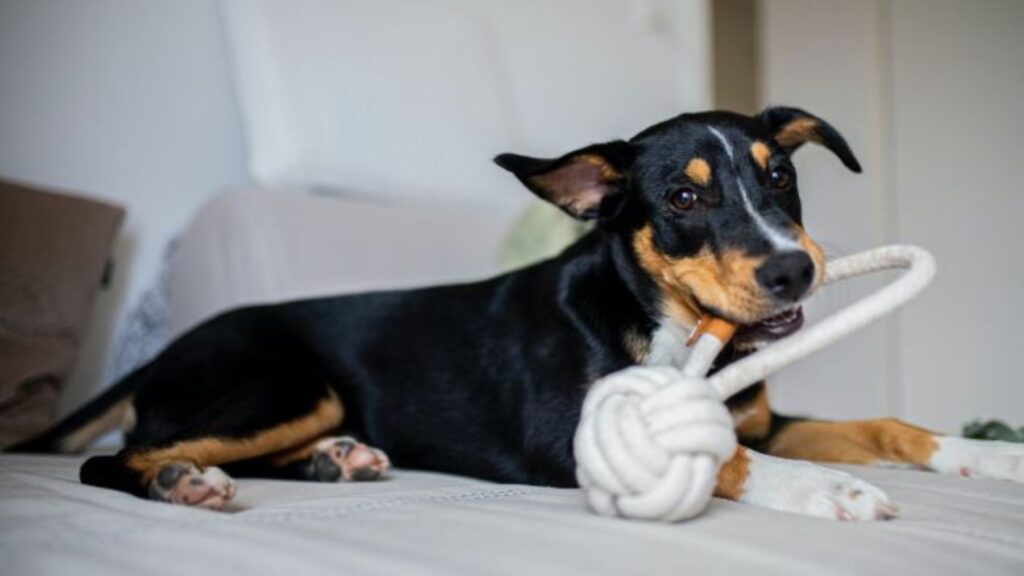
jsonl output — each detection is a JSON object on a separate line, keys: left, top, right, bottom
{"left": 622, "top": 327, "right": 652, "bottom": 364}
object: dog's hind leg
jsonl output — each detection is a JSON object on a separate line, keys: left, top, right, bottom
{"left": 82, "top": 388, "right": 346, "bottom": 509}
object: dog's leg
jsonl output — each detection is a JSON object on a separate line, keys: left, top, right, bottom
{"left": 715, "top": 446, "right": 897, "bottom": 521}
{"left": 765, "top": 416, "right": 1024, "bottom": 483}
{"left": 83, "top": 390, "right": 345, "bottom": 509}
{"left": 258, "top": 435, "right": 392, "bottom": 482}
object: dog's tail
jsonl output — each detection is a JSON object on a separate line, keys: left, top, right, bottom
{"left": 5, "top": 366, "right": 147, "bottom": 454}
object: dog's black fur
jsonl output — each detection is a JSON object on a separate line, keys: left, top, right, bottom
{"left": 11, "top": 108, "right": 861, "bottom": 498}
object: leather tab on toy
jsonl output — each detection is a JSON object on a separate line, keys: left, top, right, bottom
{"left": 686, "top": 315, "right": 737, "bottom": 347}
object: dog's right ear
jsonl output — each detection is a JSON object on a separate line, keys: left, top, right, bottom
{"left": 759, "top": 106, "right": 862, "bottom": 173}
{"left": 494, "top": 141, "right": 634, "bottom": 220}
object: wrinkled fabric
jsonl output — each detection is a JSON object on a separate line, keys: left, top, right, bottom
{"left": 2, "top": 453, "right": 1022, "bottom": 575}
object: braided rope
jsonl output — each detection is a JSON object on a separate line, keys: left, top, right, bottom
{"left": 574, "top": 245, "right": 937, "bottom": 522}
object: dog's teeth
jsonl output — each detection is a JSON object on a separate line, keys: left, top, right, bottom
{"left": 760, "top": 307, "right": 801, "bottom": 327}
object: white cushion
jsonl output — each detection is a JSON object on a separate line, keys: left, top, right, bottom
{"left": 219, "top": 0, "right": 711, "bottom": 206}
{"left": 220, "top": 0, "right": 519, "bottom": 205}
{"left": 168, "top": 189, "right": 519, "bottom": 335}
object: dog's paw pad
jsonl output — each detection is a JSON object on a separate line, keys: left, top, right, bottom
{"left": 817, "top": 478, "right": 898, "bottom": 522}
{"left": 743, "top": 455, "right": 897, "bottom": 522}
{"left": 149, "top": 463, "right": 236, "bottom": 510}
{"left": 313, "top": 437, "right": 391, "bottom": 482}
{"left": 931, "top": 437, "right": 1024, "bottom": 483}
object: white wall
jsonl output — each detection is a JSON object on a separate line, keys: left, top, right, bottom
{"left": 1, "top": 0, "right": 712, "bottom": 413}
{"left": 760, "top": 0, "right": 1024, "bottom": 432}
{"left": 0, "top": 0, "right": 248, "bottom": 413}
{"left": 220, "top": 0, "right": 710, "bottom": 208}
{"left": 759, "top": 0, "right": 894, "bottom": 422}
{"left": 9, "top": 0, "right": 1012, "bottom": 433}
{"left": 888, "top": 0, "right": 1024, "bottom": 432}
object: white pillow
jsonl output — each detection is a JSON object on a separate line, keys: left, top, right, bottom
{"left": 220, "top": 0, "right": 519, "bottom": 204}
{"left": 169, "top": 189, "right": 521, "bottom": 335}
{"left": 219, "top": 0, "right": 710, "bottom": 206}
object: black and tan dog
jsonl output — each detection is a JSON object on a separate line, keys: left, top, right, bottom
{"left": 14, "top": 108, "right": 1024, "bottom": 518}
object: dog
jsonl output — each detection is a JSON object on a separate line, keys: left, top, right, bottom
{"left": 13, "top": 107, "right": 1024, "bottom": 519}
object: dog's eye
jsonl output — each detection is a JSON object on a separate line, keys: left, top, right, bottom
{"left": 769, "top": 167, "right": 793, "bottom": 190}
{"left": 669, "top": 189, "right": 699, "bottom": 212}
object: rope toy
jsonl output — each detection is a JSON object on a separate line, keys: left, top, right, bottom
{"left": 574, "top": 245, "right": 937, "bottom": 522}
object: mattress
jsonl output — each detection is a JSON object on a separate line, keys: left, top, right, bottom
{"left": 2, "top": 453, "right": 1023, "bottom": 575}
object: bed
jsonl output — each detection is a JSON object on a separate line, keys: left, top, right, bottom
{"left": 9, "top": 191, "right": 1021, "bottom": 575}
{"left": 3, "top": 452, "right": 1023, "bottom": 575}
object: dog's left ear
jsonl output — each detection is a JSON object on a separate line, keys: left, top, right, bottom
{"left": 494, "top": 141, "right": 634, "bottom": 220}
{"left": 759, "top": 107, "right": 862, "bottom": 173}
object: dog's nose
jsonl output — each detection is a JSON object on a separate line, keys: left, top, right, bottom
{"left": 756, "top": 251, "right": 815, "bottom": 302}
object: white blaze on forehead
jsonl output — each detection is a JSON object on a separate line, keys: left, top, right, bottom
{"left": 736, "top": 181, "right": 801, "bottom": 250}
{"left": 707, "top": 126, "right": 800, "bottom": 251}
{"left": 708, "top": 126, "right": 734, "bottom": 160}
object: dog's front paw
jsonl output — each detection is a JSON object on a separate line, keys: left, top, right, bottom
{"left": 929, "top": 436, "right": 1024, "bottom": 482}
{"left": 740, "top": 452, "right": 897, "bottom": 521}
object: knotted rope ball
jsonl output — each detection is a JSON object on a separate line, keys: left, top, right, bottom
{"left": 574, "top": 245, "right": 937, "bottom": 523}
{"left": 574, "top": 366, "right": 737, "bottom": 522}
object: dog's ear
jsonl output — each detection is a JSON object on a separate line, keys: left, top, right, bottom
{"left": 759, "top": 107, "right": 862, "bottom": 173}
{"left": 494, "top": 141, "right": 634, "bottom": 220}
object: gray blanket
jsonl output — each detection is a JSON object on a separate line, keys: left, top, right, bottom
{"left": 2, "top": 453, "right": 1023, "bottom": 575}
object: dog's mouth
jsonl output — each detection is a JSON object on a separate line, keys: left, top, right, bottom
{"left": 733, "top": 306, "right": 804, "bottom": 347}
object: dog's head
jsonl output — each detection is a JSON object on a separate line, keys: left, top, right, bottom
{"left": 496, "top": 108, "right": 861, "bottom": 339}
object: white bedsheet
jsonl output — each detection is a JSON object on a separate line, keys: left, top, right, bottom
{"left": 2, "top": 453, "right": 1023, "bottom": 575}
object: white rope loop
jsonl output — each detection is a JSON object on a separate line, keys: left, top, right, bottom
{"left": 710, "top": 245, "right": 936, "bottom": 398}
{"left": 574, "top": 245, "right": 936, "bottom": 522}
